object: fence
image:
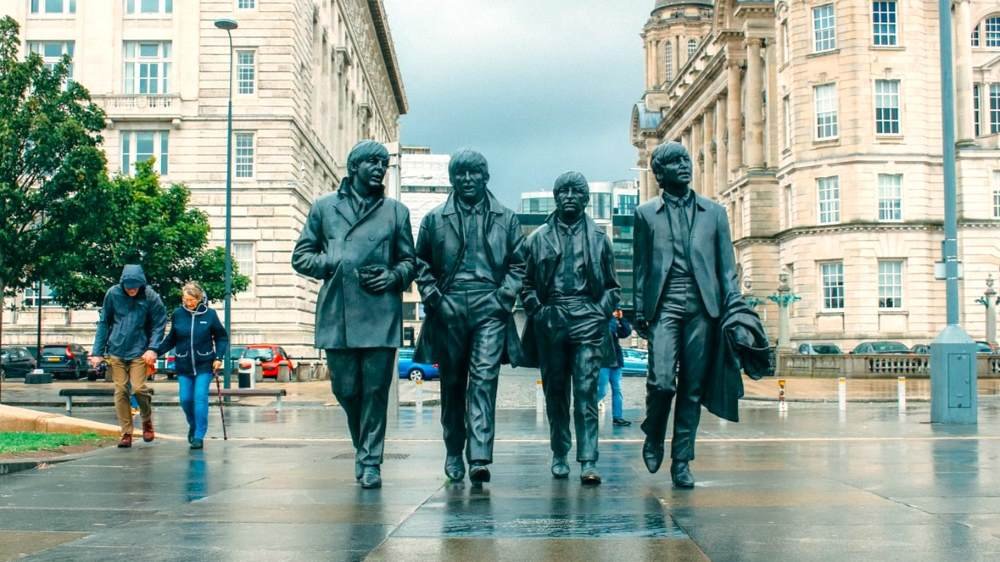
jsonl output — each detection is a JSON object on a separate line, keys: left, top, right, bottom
{"left": 778, "top": 353, "right": 1000, "bottom": 378}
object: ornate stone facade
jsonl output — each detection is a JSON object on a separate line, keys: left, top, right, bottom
{"left": 631, "top": 0, "right": 1000, "bottom": 350}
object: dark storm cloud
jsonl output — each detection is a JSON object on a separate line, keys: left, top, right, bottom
{"left": 383, "top": 0, "right": 652, "bottom": 207}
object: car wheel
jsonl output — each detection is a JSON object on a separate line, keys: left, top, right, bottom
{"left": 408, "top": 369, "right": 424, "bottom": 382}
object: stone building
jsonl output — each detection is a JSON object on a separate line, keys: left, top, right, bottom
{"left": 631, "top": 0, "right": 1000, "bottom": 350}
{"left": 3, "top": 0, "right": 407, "bottom": 358}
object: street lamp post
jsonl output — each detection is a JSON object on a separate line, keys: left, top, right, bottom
{"left": 215, "top": 18, "right": 238, "bottom": 389}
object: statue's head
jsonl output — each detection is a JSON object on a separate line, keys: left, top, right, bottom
{"left": 552, "top": 171, "right": 590, "bottom": 224}
{"left": 448, "top": 149, "right": 490, "bottom": 205}
{"left": 649, "top": 141, "right": 692, "bottom": 193}
{"left": 347, "top": 140, "right": 389, "bottom": 196}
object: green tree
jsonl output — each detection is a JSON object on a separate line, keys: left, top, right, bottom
{"left": 47, "top": 160, "right": 251, "bottom": 311}
{"left": 0, "top": 16, "right": 108, "bottom": 348}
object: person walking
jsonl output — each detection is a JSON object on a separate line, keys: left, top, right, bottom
{"left": 157, "top": 282, "right": 228, "bottom": 450}
{"left": 599, "top": 309, "right": 632, "bottom": 427}
{"left": 90, "top": 265, "right": 167, "bottom": 448}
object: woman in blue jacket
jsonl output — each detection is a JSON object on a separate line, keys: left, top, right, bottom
{"left": 158, "top": 282, "right": 228, "bottom": 449}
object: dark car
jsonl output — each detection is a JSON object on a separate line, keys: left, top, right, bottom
{"left": 38, "top": 344, "right": 92, "bottom": 379}
{"left": 797, "top": 342, "right": 843, "bottom": 355}
{"left": 397, "top": 348, "right": 439, "bottom": 381}
{"left": 850, "top": 341, "right": 910, "bottom": 355}
{"left": 1, "top": 346, "right": 37, "bottom": 378}
{"left": 911, "top": 344, "right": 931, "bottom": 354}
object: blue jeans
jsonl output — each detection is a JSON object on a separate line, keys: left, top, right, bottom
{"left": 598, "top": 367, "right": 624, "bottom": 420}
{"left": 178, "top": 373, "right": 212, "bottom": 440}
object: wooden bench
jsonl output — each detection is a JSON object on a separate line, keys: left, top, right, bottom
{"left": 213, "top": 388, "right": 287, "bottom": 411}
{"left": 58, "top": 388, "right": 155, "bottom": 415}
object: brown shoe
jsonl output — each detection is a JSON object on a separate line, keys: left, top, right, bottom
{"left": 118, "top": 433, "right": 132, "bottom": 448}
{"left": 142, "top": 420, "right": 155, "bottom": 443}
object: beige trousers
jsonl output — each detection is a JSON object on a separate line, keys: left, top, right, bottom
{"left": 107, "top": 356, "right": 152, "bottom": 433}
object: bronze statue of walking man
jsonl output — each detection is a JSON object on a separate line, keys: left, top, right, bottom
{"left": 292, "top": 140, "right": 416, "bottom": 489}
{"left": 414, "top": 149, "right": 525, "bottom": 484}
{"left": 520, "top": 171, "right": 620, "bottom": 485}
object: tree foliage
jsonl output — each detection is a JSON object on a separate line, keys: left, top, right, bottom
{"left": 46, "top": 160, "right": 251, "bottom": 310}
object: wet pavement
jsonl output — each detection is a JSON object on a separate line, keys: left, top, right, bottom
{"left": 5, "top": 400, "right": 1000, "bottom": 560}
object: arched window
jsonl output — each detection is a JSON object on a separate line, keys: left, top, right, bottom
{"left": 986, "top": 16, "right": 1000, "bottom": 47}
{"left": 687, "top": 38, "right": 698, "bottom": 58}
{"left": 665, "top": 42, "right": 673, "bottom": 81}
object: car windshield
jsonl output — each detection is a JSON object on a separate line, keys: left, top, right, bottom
{"left": 871, "top": 342, "right": 907, "bottom": 352}
{"left": 41, "top": 346, "right": 65, "bottom": 356}
{"left": 398, "top": 350, "right": 414, "bottom": 359}
{"left": 812, "top": 345, "right": 840, "bottom": 354}
{"left": 242, "top": 348, "right": 274, "bottom": 361}
{"left": 977, "top": 342, "right": 993, "bottom": 352}
{"left": 230, "top": 346, "right": 245, "bottom": 359}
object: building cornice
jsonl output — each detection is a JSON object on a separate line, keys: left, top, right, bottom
{"left": 367, "top": 0, "right": 408, "bottom": 115}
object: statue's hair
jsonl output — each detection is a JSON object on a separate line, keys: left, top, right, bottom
{"left": 448, "top": 148, "right": 489, "bottom": 178}
{"left": 553, "top": 171, "right": 589, "bottom": 194}
{"left": 649, "top": 141, "right": 689, "bottom": 175}
{"left": 346, "top": 140, "right": 389, "bottom": 172}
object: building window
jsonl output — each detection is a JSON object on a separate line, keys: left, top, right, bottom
{"left": 121, "top": 131, "right": 169, "bottom": 176}
{"left": 125, "top": 0, "right": 172, "bottom": 14}
{"left": 817, "top": 176, "right": 840, "bottom": 224}
{"left": 784, "top": 185, "right": 793, "bottom": 229}
{"left": 30, "top": 0, "right": 76, "bottom": 14}
{"left": 974, "top": 84, "right": 981, "bottom": 136}
{"left": 812, "top": 4, "right": 837, "bottom": 53}
{"left": 23, "top": 283, "right": 57, "bottom": 308}
{"left": 783, "top": 95, "right": 792, "bottom": 149}
{"left": 878, "top": 260, "right": 903, "bottom": 309}
{"left": 875, "top": 79, "right": 901, "bottom": 135}
{"left": 987, "top": 17, "right": 1000, "bottom": 47}
{"left": 237, "top": 0, "right": 256, "bottom": 8}
{"left": 665, "top": 42, "right": 673, "bottom": 82}
{"left": 872, "top": 1, "right": 898, "bottom": 46}
{"left": 27, "top": 41, "right": 74, "bottom": 82}
{"left": 994, "top": 171, "right": 1000, "bottom": 219}
{"left": 233, "top": 242, "right": 255, "bottom": 287}
{"left": 991, "top": 84, "right": 1000, "bottom": 134}
{"left": 781, "top": 21, "right": 790, "bottom": 64}
{"left": 236, "top": 50, "right": 256, "bottom": 94}
{"left": 821, "top": 261, "right": 844, "bottom": 311}
{"left": 123, "top": 41, "right": 172, "bottom": 94}
{"left": 878, "top": 174, "right": 902, "bottom": 221}
{"left": 235, "top": 132, "right": 255, "bottom": 178}
{"left": 814, "top": 83, "right": 839, "bottom": 140}
{"left": 687, "top": 38, "right": 698, "bottom": 59}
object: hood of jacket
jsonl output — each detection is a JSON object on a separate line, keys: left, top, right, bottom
{"left": 119, "top": 264, "right": 147, "bottom": 291}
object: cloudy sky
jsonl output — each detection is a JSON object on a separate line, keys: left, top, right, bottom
{"left": 383, "top": 0, "right": 652, "bottom": 208}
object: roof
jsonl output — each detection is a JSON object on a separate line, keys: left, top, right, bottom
{"left": 632, "top": 102, "right": 663, "bottom": 132}
{"left": 652, "top": 0, "right": 714, "bottom": 14}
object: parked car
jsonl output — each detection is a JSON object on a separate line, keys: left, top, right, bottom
{"left": 796, "top": 342, "right": 843, "bottom": 355}
{"left": 621, "top": 348, "right": 649, "bottom": 376}
{"left": 397, "top": 348, "right": 439, "bottom": 381}
{"left": 850, "top": 341, "right": 910, "bottom": 354}
{"left": 38, "top": 344, "right": 92, "bottom": 379}
{"left": 240, "top": 344, "right": 295, "bottom": 378}
{"left": 976, "top": 341, "right": 998, "bottom": 354}
{"left": 155, "top": 352, "right": 177, "bottom": 379}
{"left": 910, "top": 344, "right": 931, "bottom": 354}
{"left": 1, "top": 346, "right": 37, "bottom": 378}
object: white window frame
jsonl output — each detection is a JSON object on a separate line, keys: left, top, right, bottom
{"left": 236, "top": 49, "right": 256, "bottom": 95}
{"left": 987, "top": 16, "right": 1000, "bottom": 48}
{"left": 820, "top": 261, "right": 845, "bottom": 311}
{"left": 783, "top": 95, "right": 792, "bottom": 149}
{"left": 236, "top": 0, "right": 256, "bottom": 9}
{"left": 664, "top": 42, "right": 673, "bottom": 82}
{"left": 234, "top": 131, "right": 256, "bottom": 179}
{"left": 687, "top": 38, "right": 698, "bottom": 59}
{"left": 817, "top": 176, "right": 840, "bottom": 224}
{"left": 877, "top": 174, "right": 903, "bottom": 222}
{"left": 781, "top": 20, "right": 791, "bottom": 64}
{"left": 993, "top": 170, "right": 1000, "bottom": 219}
{"left": 121, "top": 130, "right": 169, "bottom": 176}
{"left": 233, "top": 241, "right": 256, "bottom": 291}
{"left": 29, "top": 0, "right": 76, "bottom": 15}
{"left": 124, "top": 0, "right": 173, "bottom": 15}
{"left": 814, "top": 83, "right": 839, "bottom": 140}
{"left": 23, "top": 283, "right": 58, "bottom": 308}
{"left": 974, "top": 83, "right": 981, "bottom": 136}
{"left": 878, "top": 260, "right": 904, "bottom": 309}
{"left": 123, "top": 41, "right": 172, "bottom": 94}
{"left": 871, "top": 1, "right": 898, "bottom": 47}
{"left": 874, "top": 79, "right": 901, "bottom": 135}
{"left": 990, "top": 83, "right": 1000, "bottom": 134}
{"left": 27, "top": 40, "right": 74, "bottom": 83}
{"left": 812, "top": 4, "right": 837, "bottom": 53}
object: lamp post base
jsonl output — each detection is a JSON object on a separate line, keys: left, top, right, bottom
{"left": 930, "top": 324, "right": 978, "bottom": 424}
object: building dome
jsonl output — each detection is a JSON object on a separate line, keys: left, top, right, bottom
{"left": 652, "top": 0, "right": 713, "bottom": 14}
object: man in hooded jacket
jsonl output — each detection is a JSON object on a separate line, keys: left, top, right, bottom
{"left": 90, "top": 264, "right": 168, "bottom": 447}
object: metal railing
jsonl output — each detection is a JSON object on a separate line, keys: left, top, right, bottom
{"left": 778, "top": 353, "right": 1000, "bottom": 378}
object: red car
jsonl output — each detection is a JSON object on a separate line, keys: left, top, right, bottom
{"left": 240, "top": 345, "right": 294, "bottom": 378}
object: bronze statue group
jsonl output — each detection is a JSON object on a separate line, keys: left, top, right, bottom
{"left": 291, "top": 140, "right": 771, "bottom": 490}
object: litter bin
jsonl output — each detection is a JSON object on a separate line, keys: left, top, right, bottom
{"left": 237, "top": 359, "right": 256, "bottom": 389}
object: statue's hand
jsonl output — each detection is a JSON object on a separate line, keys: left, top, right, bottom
{"left": 635, "top": 318, "right": 651, "bottom": 340}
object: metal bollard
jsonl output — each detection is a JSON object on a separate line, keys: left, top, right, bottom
{"left": 536, "top": 378, "right": 544, "bottom": 413}
{"left": 414, "top": 378, "right": 423, "bottom": 414}
{"left": 778, "top": 379, "right": 787, "bottom": 412}
{"left": 897, "top": 376, "right": 906, "bottom": 413}
{"left": 838, "top": 377, "right": 847, "bottom": 411}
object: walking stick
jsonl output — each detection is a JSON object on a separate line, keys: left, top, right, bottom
{"left": 213, "top": 367, "right": 228, "bottom": 441}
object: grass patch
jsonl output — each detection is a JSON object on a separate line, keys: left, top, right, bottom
{"left": 0, "top": 432, "right": 107, "bottom": 454}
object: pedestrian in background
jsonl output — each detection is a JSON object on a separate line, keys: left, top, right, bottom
{"left": 157, "top": 282, "right": 228, "bottom": 450}
{"left": 599, "top": 309, "right": 632, "bottom": 426}
{"left": 90, "top": 265, "right": 167, "bottom": 448}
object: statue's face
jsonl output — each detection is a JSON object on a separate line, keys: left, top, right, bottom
{"left": 554, "top": 180, "right": 589, "bottom": 222}
{"left": 451, "top": 165, "right": 488, "bottom": 205}
{"left": 653, "top": 148, "right": 692, "bottom": 191}
{"left": 352, "top": 154, "right": 388, "bottom": 196}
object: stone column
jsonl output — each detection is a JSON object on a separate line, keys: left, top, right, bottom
{"left": 767, "top": 268, "right": 800, "bottom": 352}
{"left": 715, "top": 95, "right": 728, "bottom": 196}
{"left": 726, "top": 59, "right": 743, "bottom": 177}
{"left": 645, "top": 39, "right": 654, "bottom": 89}
{"left": 673, "top": 36, "right": 681, "bottom": 78}
{"left": 703, "top": 107, "right": 715, "bottom": 198}
{"left": 986, "top": 274, "right": 998, "bottom": 348}
{"left": 956, "top": 0, "right": 974, "bottom": 143}
{"left": 745, "top": 37, "right": 765, "bottom": 170}
{"left": 691, "top": 117, "right": 702, "bottom": 190}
